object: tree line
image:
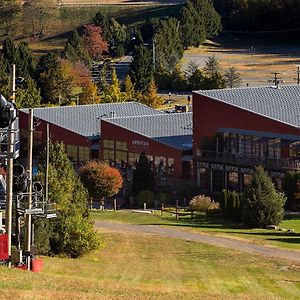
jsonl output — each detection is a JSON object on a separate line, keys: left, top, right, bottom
{"left": 213, "top": 0, "right": 300, "bottom": 31}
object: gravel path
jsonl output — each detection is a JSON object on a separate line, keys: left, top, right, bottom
{"left": 95, "top": 221, "right": 300, "bottom": 264}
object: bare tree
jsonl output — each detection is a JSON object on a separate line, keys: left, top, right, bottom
{"left": 0, "top": 0, "right": 22, "bottom": 37}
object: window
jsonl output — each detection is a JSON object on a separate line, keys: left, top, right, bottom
{"left": 79, "top": 147, "right": 89, "bottom": 162}
{"left": 103, "top": 139, "right": 114, "bottom": 149}
{"left": 116, "top": 150, "right": 127, "bottom": 162}
{"left": 129, "top": 152, "right": 139, "bottom": 165}
{"left": 116, "top": 141, "right": 127, "bottom": 150}
{"left": 103, "top": 149, "right": 114, "bottom": 160}
{"left": 167, "top": 157, "right": 174, "bottom": 174}
{"left": 66, "top": 145, "right": 77, "bottom": 161}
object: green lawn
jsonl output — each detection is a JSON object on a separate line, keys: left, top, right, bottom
{"left": 91, "top": 210, "right": 300, "bottom": 251}
{"left": 0, "top": 231, "right": 299, "bottom": 299}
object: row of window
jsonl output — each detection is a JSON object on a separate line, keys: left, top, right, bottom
{"left": 103, "top": 139, "right": 127, "bottom": 151}
{"left": 65, "top": 145, "right": 90, "bottom": 162}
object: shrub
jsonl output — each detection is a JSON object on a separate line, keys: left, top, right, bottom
{"left": 220, "top": 189, "right": 241, "bottom": 221}
{"left": 242, "top": 166, "right": 286, "bottom": 228}
{"left": 206, "top": 201, "right": 221, "bottom": 215}
{"left": 189, "top": 195, "right": 212, "bottom": 213}
{"left": 138, "top": 190, "right": 154, "bottom": 208}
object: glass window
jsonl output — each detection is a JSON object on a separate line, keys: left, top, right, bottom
{"left": 116, "top": 141, "right": 127, "bottom": 150}
{"left": 116, "top": 150, "right": 127, "bottom": 162}
{"left": 79, "top": 146, "right": 89, "bottom": 162}
{"left": 129, "top": 152, "right": 139, "bottom": 165}
{"left": 103, "top": 139, "right": 114, "bottom": 149}
{"left": 167, "top": 157, "right": 174, "bottom": 174}
{"left": 103, "top": 149, "right": 114, "bottom": 160}
{"left": 66, "top": 145, "right": 77, "bottom": 161}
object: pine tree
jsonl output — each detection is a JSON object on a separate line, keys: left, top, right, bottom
{"left": 16, "top": 41, "right": 36, "bottom": 78}
{"left": 64, "top": 30, "right": 92, "bottom": 67}
{"left": 225, "top": 67, "right": 242, "bottom": 88}
{"left": 242, "top": 166, "right": 286, "bottom": 228}
{"left": 129, "top": 45, "right": 153, "bottom": 93}
{"left": 16, "top": 77, "right": 41, "bottom": 108}
{"left": 2, "top": 37, "right": 18, "bottom": 68}
{"left": 131, "top": 152, "right": 155, "bottom": 196}
{"left": 36, "top": 142, "right": 100, "bottom": 258}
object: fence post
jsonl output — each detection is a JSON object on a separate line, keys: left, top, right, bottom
{"left": 176, "top": 200, "right": 178, "bottom": 220}
{"left": 161, "top": 202, "right": 164, "bottom": 216}
{"left": 113, "top": 199, "right": 117, "bottom": 211}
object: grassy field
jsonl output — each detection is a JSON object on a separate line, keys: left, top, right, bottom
{"left": 91, "top": 210, "right": 300, "bottom": 251}
{"left": 182, "top": 34, "right": 300, "bottom": 87}
{"left": 0, "top": 230, "right": 299, "bottom": 299}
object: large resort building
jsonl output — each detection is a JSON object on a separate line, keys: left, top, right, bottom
{"left": 193, "top": 85, "right": 300, "bottom": 193}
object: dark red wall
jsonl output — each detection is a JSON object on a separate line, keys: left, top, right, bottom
{"left": 19, "top": 111, "right": 91, "bottom": 147}
{"left": 101, "top": 120, "right": 184, "bottom": 177}
{"left": 192, "top": 93, "right": 300, "bottom": 148}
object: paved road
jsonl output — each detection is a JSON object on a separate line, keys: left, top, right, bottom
{"left": 95, "top": 220, "right": 300, "bottom": 264}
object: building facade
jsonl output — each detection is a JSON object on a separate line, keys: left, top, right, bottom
{"left": 193, "top": 86, "right": 300, "bottom": 192}
{"left": 100, "top": 113, "right": 193, "bottom": 180}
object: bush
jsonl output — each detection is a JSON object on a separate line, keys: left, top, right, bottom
{"left": 206, "top": 201, "right": 221, "bottom": 216}
{"left": 242, "top": 166, "right": 286, "bottom": 228}
{"left": 138, "top": 190, "right": 154, "bottom": 208}
{"left": 220, "top": 189, "right": 241, "bottom": 221}
{"left": 189, "top": 195, "right": 211, "bottom": 213}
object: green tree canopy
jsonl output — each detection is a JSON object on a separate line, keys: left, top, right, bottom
{"left": 129, "top": 45, "right": 153, "bottom": 93}
{"left": 242, "top": 166, "right": 286, "bottom": 228}
{"left": 36, "top": 142, "right": 100, "bottom": 258}
{"left": 131, "top": 153, "right": 155, "bottom": 196}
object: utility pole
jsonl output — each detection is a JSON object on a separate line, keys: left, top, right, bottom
{"left": 296, "top": 65, "right": 300, "bottom": 84}
{"left": 270, "top": 72, "right": 282, "bottom": 86}
{"left": 25, "top": 108, "right": 34, "bottom": 270}
{"left": 5, "top": 65, "right": 16, "bottom": 268}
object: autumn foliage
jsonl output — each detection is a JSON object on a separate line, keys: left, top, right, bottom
{"left": 79, "top": 161, "right": 123, "bottom": 200}
{"left": 83, "top": 24, "right": 108, "bottom": 60}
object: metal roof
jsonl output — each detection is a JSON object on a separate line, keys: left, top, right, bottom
{"left": 20, "top": 102, "right": 161, "bottom": 139}
{"left": 104, "top": 113, "right": 193, "bottom": 150}
{"left": 195, "top": 85, "right": 300, "bottom": 128}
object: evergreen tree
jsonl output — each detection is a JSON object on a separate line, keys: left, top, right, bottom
{"left": 154, "top": 18, "right": 183, "bottom": 71}
{"left": 36, "top": 142, "right": 100, "bottom": 257}
{"left": 188, "top": 68, "right": 204, "bottom": 90}
{"left": 2, "top": 37, "right": 17, "bottom": 68}
{"left": 203, "top": 55, "right": 221, "bottom": 77}
{"left": 180, "top": 1, "right": 206, "bottom": 49}
{"left": 225, "top": 67, "right": 242, "bottom": 88}
{"left": 16, "top": 41, "right": 36, "bottom": 78}
{"left": 36, "top": 52, "right": 73, "bottom": 104}
{"left": 16, "top": 77, "right": 41, "bottom": 108}
{"left": 242, "top": 166, "right": 286, "bottom": 228}
{"left": 64, "top": 30, "right": 92, "bottom": 67}
{"left": 93, "top": 11, "right": 110, "bottom": 39}
{"left": 129, "top": 45, "right": 153, "bottom": 93}
{"left": 131, "top": 152, "right": 155, "bottom": 196}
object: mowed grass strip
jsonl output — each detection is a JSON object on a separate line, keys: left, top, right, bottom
{"left": 0, "top": 231, "right": 299, "bottom": 299}
{"left": 91, "top": 210, "right": 300, "bottom": 251}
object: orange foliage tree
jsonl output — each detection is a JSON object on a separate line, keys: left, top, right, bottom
{"left": 83, "top": 24, "right": 108, "bottom": 60}
{"left": 79, "top": 161, "right": 123, "bottom": 200}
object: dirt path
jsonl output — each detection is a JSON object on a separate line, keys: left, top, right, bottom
{"left": 95, "top": 221, "right": 300, "bottom": 264}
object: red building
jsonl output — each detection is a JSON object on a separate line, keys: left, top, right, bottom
{"left": 19, "top": 102, "right": 161, "bottom": 163}
{"left": 193, "top": 85, "right": 300, "bottom": 192}
{"left": 100, "top": 113, "right": 193, "bottom": 179}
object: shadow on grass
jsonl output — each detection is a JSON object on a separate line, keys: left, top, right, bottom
{"left": 224, "top": 231, "right": 300, "bottom": 237}
{"left": 267, "top": 237, "right": 300, "bottom": 244}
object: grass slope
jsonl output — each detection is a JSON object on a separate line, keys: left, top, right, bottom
{"left": 91, "top": 210, "right": 300, "bottom": 251}
{"left": 0, "top": 231, "right": 299, "bottom": 299}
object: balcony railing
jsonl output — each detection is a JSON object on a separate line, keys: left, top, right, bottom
{"left": 197, "top": 150, "right": 300, "bottom": 171}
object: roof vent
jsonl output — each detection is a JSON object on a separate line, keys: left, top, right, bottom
{"left": 110, "top": 111, "right": 115, "bottom": 118}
